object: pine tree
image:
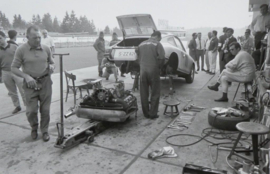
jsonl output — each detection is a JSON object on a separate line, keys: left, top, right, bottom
{"left": 53, "top": 17, "right": 60, "bottom": 32}
{"left": 104, "top": 25, "right": 110, "bottom": 34}
{"left": 0, "top": 11, "right": 11, "bottom": 29}
{"left": 61, "top": 12, "right": 70, "bottom": 33}
{"left": 42, "top": 13, "right": 53, "bottom": 31}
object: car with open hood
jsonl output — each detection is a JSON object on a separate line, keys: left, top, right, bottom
{"left": 106, "top": 14, "right": 195, "bottom": 83}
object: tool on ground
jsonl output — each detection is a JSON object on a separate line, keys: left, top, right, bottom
{"left": 183, "top": 104, "right": 205, "bottom": 112}
{"left": 182, "top": 163, "right": 227, "bottom": 174}
{"left": 148, "top": 146, "right": 177, "bottom": 160}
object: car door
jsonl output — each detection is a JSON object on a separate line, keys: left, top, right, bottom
{"left": 173, "top": 37, "right": 189, "bottom": 72}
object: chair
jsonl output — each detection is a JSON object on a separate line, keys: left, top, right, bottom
{"left": 228, "top": 122, "right": 270, "bottom": 165}
{"left": 163, "top": 100, "right": 180, "bottom": 117}
{"left": 233, "top": 81, "right": 252, "bottom": 101}
{"left": 64, "top": 70, "right": 91, "bottom": 105}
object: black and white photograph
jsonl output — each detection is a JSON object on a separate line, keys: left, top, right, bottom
{"left": 0, "top": 0, "right": 269, "bottom": 173}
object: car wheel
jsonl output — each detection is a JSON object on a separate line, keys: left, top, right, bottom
{"left": 185, "top": 64, "right": 195, "bottom": 83}
{"left": 208, "top": 110, "right": 250, "bottom": 131}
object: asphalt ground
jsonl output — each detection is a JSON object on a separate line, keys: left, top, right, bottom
{"left": 53, "top": 47, "right": 98, "bottom": 73}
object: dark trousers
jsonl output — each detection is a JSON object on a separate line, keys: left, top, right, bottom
{"left": 23, "top": 76, "right": 52, "bottom": 133}
{"left": 140, "top": 67, "right": 160, "bottom": 117}
{"left": 196, "top": 50, "right": 204, "bottom": 70}
{"left": 219, "top": 51, "right": 225, "bottom": 73}
{"left": 254, "top": 32, "right": 267, "bottom": 50}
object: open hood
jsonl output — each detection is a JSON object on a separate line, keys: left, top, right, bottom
{"left": 116, "top": 14, "right": 157, "bottom": 37}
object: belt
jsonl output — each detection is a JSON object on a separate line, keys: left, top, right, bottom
{"left": 31, "top": 74, "right": 49, "bottom": 80}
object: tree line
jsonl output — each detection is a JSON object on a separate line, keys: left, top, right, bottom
{"left": 0, "top": 10, "right": 122, "bottom": 35}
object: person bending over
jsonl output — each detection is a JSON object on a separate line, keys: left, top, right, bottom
{"left": 101, "top": 56, "right": 118, "bottom": 82}
{"left": 208, "top": 42, "right": 256, "bottom": 102}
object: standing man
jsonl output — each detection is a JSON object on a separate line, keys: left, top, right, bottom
{"left": 205, "top": 32, "right": 212, "bottom": 72}
{"left": 196, "top": 32, "right": 206, "bottom": 71}
{"left": 137, "top": 31, "right": 165, "bottom": 119}
{"left": 7, "top": 30, "right": 18, "bottom": 46}
{"left": 218, "top": 27, "right": 228, "bottom": 73}
{"left": 41, "top": 29, "right": 55, "bottom": 54}
{"left": 241, "top": 29, "right": 254, "bottom": 54}
{"left": 11, "top": 25, "right": 55, "bottom": 142}
{"left": 251, "top": 4, "right": 270, "bottom": 50}
{"left": 208, "top": 30, "right": 219, "bottom": 74}
{"left": 221, "top": 28, "right": 237, "bottom": 70}
{"left": 109, "top": 32, "right": 120, "bottom": 46}
{"left": 0, "top": 31, "right": 26, "bottom": 114}
{"left": 93, "top": 32, "right": 105, "bottom": 77}
{"left": 188, "top": 33, "right": 198, "bottom": 71}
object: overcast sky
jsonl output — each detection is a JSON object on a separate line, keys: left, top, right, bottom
{"left": 2, "top": 0, "right": 253, "bottom": 30}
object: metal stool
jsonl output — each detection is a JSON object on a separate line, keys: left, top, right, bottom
{"left": 233, "top": 82, "right": 252, "bottom": 101}
{"left": 163, "top": 100, "right": 180, "bottom": 117}
{"left": 228, "top": 122, "right": 270, "bottom": 165}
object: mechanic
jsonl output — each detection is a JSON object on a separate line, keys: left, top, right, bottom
{"left": 208, "top": 30, "right": 218, "bottom": 74}
{"left": 93, "top": 32, "right": 105, "bottom": 77}
{"left": 208, "top": 42, "right": 256, "bottom": 102}
{"left": 251, "top": 4, "right": 270, "bottom": 50}
{"left": 188, "top": 33, "right": 198, "bottom": 71}
{"left": 204, "top": 31, "right": 212, "bottom": 72}
{"left": 196, "top": 32, "right": 206, "bottom": 71}
{"left": 41, "top": 29, "right": 55, "bottom": 54}
{"left": 7, "top": 30, "right": 18, "bottom": 46}
{"left": 241, "top": 29, "right": 254, "bottom": 54}
{"left": 221, "top": 28, "right": 237, "bottom": 71}
{"left": 11, "top": 25, "right": 55, "bottom": 142}
{"left": 0, "top": 31, "right": 26, "bottom": 114}
{"left": 218, "top": 27, "right": 228, "bottom": 73}
{"left": 100, "top": 56, "right": 118, "bottom": 82}
{"left": 137, "top": 31, "right": 165, "bottom": 119}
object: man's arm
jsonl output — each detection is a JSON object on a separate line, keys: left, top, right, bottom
{"left": 93, "top": 39, "right": 100, "bottom": 52}
{"left": 50, "top": 38, "right": 55, "bottom": 54}
{"left": 251, "top": 17, "right": 258, "bottom": 35}
{"left": 157, "top": 43, "right": 165, "bottom": 68}
{"left": 11, "top": 48, "right": 37, "bottom": 88}
{"left": 212, "top": 39, "right": 218, "bottom": 52}
{"left": 47, "top": 47, "right": 55, "bottom": 74}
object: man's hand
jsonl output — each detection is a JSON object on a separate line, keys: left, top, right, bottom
{"left": 25, "top": 75, "right": 37, "bottom": 89}
{"left": 49, "top": 64, "right": 55, "bottom": 74}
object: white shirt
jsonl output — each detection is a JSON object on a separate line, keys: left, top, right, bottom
{"left": 205, "top": 38, "right": 212, "bottom": 50}
{"left": 196, "top": 38, "right": 206, "bottom": 50}
{"left": 41, "top": 36, "right": 55, "bottom": 48}
{"left": 251, "top": 12, "right": 270, "bottom": 33}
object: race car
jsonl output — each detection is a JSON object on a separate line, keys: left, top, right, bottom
{"left": 106, "top": 14, "right": 195, "bottom": 84}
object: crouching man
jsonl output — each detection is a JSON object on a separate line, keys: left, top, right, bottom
{"left": 101, "top": 56, "right": 118, "bottom": 82}
{"left": 208, "top": 42, "right": 256, "bottom": 102}
{"left": 11, "top": 25, "right": 55, "bottom": 142}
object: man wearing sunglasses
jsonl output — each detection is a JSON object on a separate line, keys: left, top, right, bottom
{"left": 208, "top": 42, "right": 256, "bottom": 102}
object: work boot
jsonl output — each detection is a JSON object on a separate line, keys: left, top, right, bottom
{"left": 214, "top": 93, "right": 228, "bottom": 102}
{"left": 31, "top": 130, "right": 38, "bottom": 140}
{"left": 42, "top": 132, "right": 50, "bottom": 142}
{"left": 12, "top": 106, "right": 21, "bottom": 114}
{"left": 208, "top": 83, "right": 220, "bottom": 91}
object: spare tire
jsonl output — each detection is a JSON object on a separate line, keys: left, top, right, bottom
{"left": 208, "top": 110, "right": 250, "bottom": 131}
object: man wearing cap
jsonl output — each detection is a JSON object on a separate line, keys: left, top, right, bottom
{"left": 241, "top": 29, "right": 254, "bottom": 54}
{"left": 218, "top": 27, "right": 228, "bottom": 73}
{"left": 7, "top": 30, "right": 18, "bottom": 46}
{"left": 188, "top": 33, "right": 198, "bottom": 70}
{"left": 196, "top": 32, "right": 206, "bottom": 71}
{"left": 11, "top": 25, "right": 55, "bottom": 142}
{"left": 0, "top": 31, "right": 26, "bottom": 114}
{"left": 251, "top": 4, "right": 270, "bottom": 50}
{"left": 221, "top": 28, "right": 237, "bottom": 68}
{"left": 94, "top": 32, "right": 105, "bottom": 77}
{"left": 137, "top": 31, "right": 165, "bottom": 119}
{"left": 41, "top": 29, "right": 55, "bottom": 54}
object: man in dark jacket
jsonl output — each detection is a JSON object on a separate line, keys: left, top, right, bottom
{"left": 218, "top": 27, "right": 227, "bottom": 73}
{"left": 93, "top": 32, "right": 105, "bottom": 77}
{"left": 188, "top": 33, "right": 198, "bottom": 71}
{"left": 221, "top": 28, "right": 237, "bottom": 71}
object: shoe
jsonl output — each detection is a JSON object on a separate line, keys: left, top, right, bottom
{"left": 206, "top": 70, "right": 209, "bottom": 72}
{"left": 106, "top": 77, "right": 109, "bottom": 80}
{"left": 149, "top": 115, "right": 159, "bottom": 119}
{"left": 42, "top": 132, "right": 50, "bottom": 142}
{"left": 12, "top": 106, "right": 21, "bottom": 114}
{"left": 197, "top": 68, "right": 200, "bottom": 71}
{"left": 208, "top": 85, "right": 219, "bottom": 91}
{"left": 195, "top": 71, "right": 198, "bottom": 74}
{"left": 121, "top": 74, "right": 125, "bottom": 77}
{"left": 31, "top": 130, "right": 38, "bottom": 140}
{"left": 202, "top": 68, "right": 205, "bottom": 71}
{"left": 228, "top": 82, "right": 232, "bottom": 86}
{"left": 214, "top": 97, "right": 228, "bottom": 102}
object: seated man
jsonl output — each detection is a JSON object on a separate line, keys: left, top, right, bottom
{"left": 208, "top": 42, "right": 256, "bottom": 102}
{"left": 101, "top": 56, "right": 118, "bottom": 82}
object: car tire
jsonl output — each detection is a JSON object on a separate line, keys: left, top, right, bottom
{"left": 208, "top": 110, "right": 250, "bottom": 131}
{"left": 185, "top": 64, "right": 195, "bottom": 83}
